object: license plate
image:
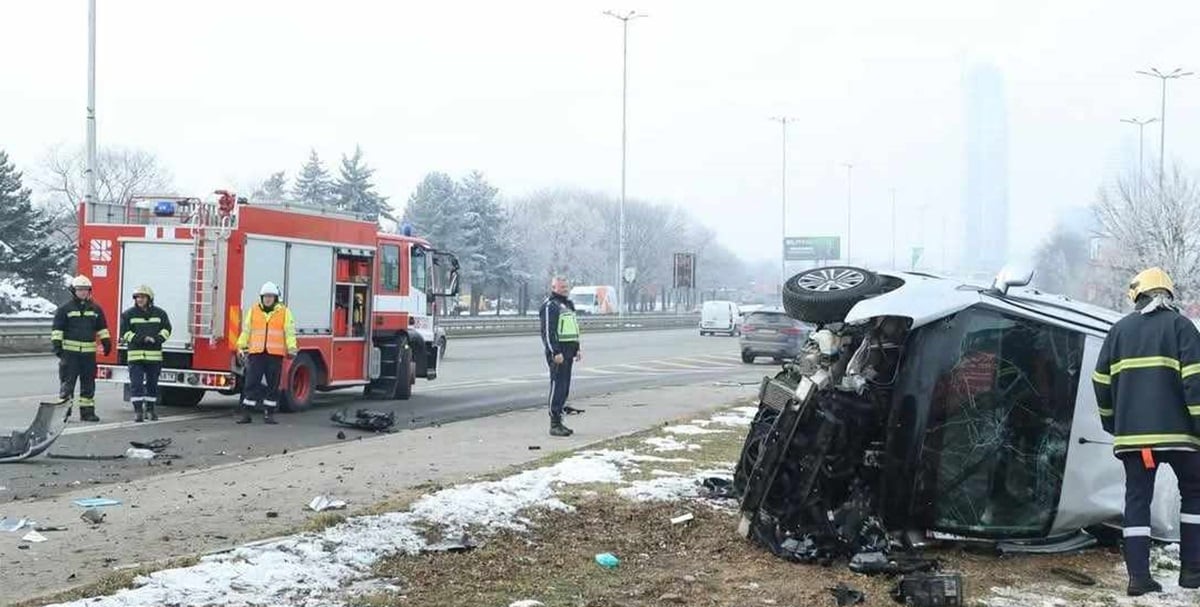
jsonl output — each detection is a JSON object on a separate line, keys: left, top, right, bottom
{"left": 160, "top": 371, "right": 178, "bottom": 383}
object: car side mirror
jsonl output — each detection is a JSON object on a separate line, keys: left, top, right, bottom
{"left": 990, "top": 265, "right": 1035, "bottom": 295}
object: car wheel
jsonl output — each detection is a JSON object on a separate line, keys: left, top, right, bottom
{"left": 782, "top": 265, "right": 882, "bottom": 324}
{"left": 437, "top": 336, "right": 447, "bottom": 360}
{"left": 741, "top": 351, "right": 755, "bottom": 364}
{"left": 159, "top": 386, "right": 205, "bottom": 407}
{"left": 279, "top": 353, "right": 317, "bottom": 412}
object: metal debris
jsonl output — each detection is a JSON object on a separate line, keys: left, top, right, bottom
{"left": 80, "top": 509, "right": 105, "bottom": 525}
{"left": 828, "top": 582, "right": 864, "bottom": 606}
{"left": 331, "top": 408, "right": 396, "bottom": 432}
{"left": 890, "top": 572, "right": 963, "bottom": 607}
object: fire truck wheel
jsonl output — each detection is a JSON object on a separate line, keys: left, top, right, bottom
{"left": 394, "top": 340, "right": 414, "bottom": 400}
{"left": 158, "top": 386, "right": 206, "bottom": 408}
{"left": 280, "top": 353, "right": 317, "bottom": 412}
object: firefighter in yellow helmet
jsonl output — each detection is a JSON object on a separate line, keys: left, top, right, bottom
{"left": 1094, "top": 267, "right": 1200, "bottom": 596}
{"left": 235, "top": 281, "right": 297, "bottom": 424}
{"left": 119, "top": 285, "right": 172, "bottom": 422}
{"left": 49, "top": 275, "right": 111, "bottom": 422}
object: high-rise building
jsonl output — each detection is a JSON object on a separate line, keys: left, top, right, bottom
{"left": 962, "top": 63, "right": 1010, "bottom": 276}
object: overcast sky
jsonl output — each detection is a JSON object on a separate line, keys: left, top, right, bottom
{"left": 4, "top": 0, "right": 1200, "bottom": 269}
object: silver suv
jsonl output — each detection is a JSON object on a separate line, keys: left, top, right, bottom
{"left": 739, "top": 309, "right": 811, "bottom": 363}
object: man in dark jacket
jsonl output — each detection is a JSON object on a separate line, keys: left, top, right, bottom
{"left": 50, "top": 275, "right": 111, "bottom": 422}
{"left": 1094, "top": 267, "right": 1200, "bottom": 596}
{"left": 539, "top": 276, "right": 581, "bottom": 437}
{"left": 119, "top": 284, "right": 172, "bottom": 422}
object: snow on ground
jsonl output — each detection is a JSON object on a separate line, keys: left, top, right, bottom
{"left": 982, "top": 546, "right": 1189, "bottom": 606}
{"left": 662, "top": 424, "right": 726, "bottom": 435}
{"left": 0, "top": 278, "right": 54, "bottom": 317}
{"left": 45, "top": 409, "right": 746, "bottom": 607}
{"left": 643, "top": 436, "right": 702, "bottom": 452}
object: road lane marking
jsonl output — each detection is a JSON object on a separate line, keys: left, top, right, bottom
{"left": 60, "top": 412, "right": 225, "bottom": 436}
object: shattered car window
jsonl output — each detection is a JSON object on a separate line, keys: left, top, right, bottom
{"left": 905, "top": 308, "right": 1083, "bottom": 537}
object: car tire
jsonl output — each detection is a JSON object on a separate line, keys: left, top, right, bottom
{"left": 741, "top": 351, "right": 755, "bottom": 364}
{"left": 782, "top": 265, "right": 882, "bottom": 324}
{"left": 437, "top": 336, "right": 447, "bottom": 360}
{"left": 158, "top": 386, "right": 205, "bottom": 408}
{"left": 279, "top": 353, "right": 317, "bottom": 412}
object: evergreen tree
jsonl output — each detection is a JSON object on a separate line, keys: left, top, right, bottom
{"left": 456, "top": 172, "right": 510, "bottom": 314}
{"left": 0, "top": 150, "right": 68, "bottom": 302}
{"left": 335, "top": 146, "right": 392, "bottom": 221}
{"left": 254, "top": 171, "right": 288, "bottom": 201}
{"left": 402, "top": 172, "right": 463, "bottom": 249}
{"left": 292, "top": 150, "right": 334, "bottom": 208}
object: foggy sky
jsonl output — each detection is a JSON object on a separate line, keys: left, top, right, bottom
{"left": 3, "top": 0, "right": 1199, "bottom": 270}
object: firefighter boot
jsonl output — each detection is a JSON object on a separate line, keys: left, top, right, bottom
{"left": 146, "top": 399, "right": 159, "bottom": 421}
{"left": 1127, "top": 577, "right": 1163, "bottom": 597}
{"left": 1180, "top": 569, "right": 1200, "bottom": 589}
{"left": 549, "top": 417, "right": 573, "bottom": 437}
{"left": 236, "top": 408, "right": 253, "bottom": 424}
{"left": 263, "top": 408, "right": 278, "bottom": 425}
{"left": 79, "top": 407, "right": 100, "bottom": 423}
{"left": 133, "top": 400, "right": 145, "bottom": 423}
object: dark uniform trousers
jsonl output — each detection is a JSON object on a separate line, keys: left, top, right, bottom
{"left": 546, "top": 344, "right": 578, "bottom": 420}
{"left": 242, "top": 353, "right": 284, "bottom": 409}
{"left": 1121, "top": 450, "right": 1200, "bottom": 576}
{"left": 59, "top": 353, "right": 97, "bottom": 406}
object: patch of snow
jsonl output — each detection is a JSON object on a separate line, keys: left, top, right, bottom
{"left": 662, "top": 424, "right": 724, "bottom": 435}
{"left": 617, "top": 476, "right": 700, "bottom": 502}
{"left": 44, "top": 449, "right": 652, "bottom": 607}
{"left": 0, "top": 278, "right": 54, "bottom": 316}
{"left": 983, "top": 545, "right": 1190, "bottom": 607}
{"left": 643, "top": 436, "right": 701, "bottom": 452}
{"left": 708, "top": 413, "right": 753, "bottom": 426}
{"left": 650, "top": 469, "right": 682, "bottom": 477}
{"left": 509, "top": 601, "right": 545, "bottom": 607}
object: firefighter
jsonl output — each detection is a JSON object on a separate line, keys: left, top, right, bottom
{"left": 538, "top": 276, "right": 582, "bottom": 437}
{"left": 1093, "top": 267, "right": 1200, "bottom": 596}
{"left": 235, "top": 281, "right": 297, "bottom": 425}
{"left": 119, "top": 285, "right": 172, "bottom": 423}
{"left": 50, "top": 275, "right": 111, "bottom": 422}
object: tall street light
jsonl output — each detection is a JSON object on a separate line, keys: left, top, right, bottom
{"left": 1137, "top": 67, "right": 1193, "bottom": 189}
{"left": 604, "top": 9, "right": 646, "bottom": 317}
{"left": 86, "top": 0, "right": 98, "bottom": 209}
{"left": 889, "top": 188, "right": 897, "bottom": 269}
{"left": 770, "top": 117, "right": 795, "bottom": 290}
{"left": 842, "top": 163, "right": 853, "bottom": 263}
{"left": 1121, "top": 117, "right": 1158, "bottom": 191}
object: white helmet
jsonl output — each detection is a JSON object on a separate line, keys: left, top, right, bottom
{"left": 259, "top": 282, "right": 281, "bottom": 297}
{"left": 69, "top": 275, "right": 93, "bottom": 289}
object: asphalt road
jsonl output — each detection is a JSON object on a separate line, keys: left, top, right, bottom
{"left": 0, "top": 329, "right": 768, "bottom": 500}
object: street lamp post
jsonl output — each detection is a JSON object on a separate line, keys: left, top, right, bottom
{"left": 770, "top": 117, "right": 795, "bottom": 290}
{"left": 604, "top": 9, "right": 646, "bottom": 317}
{"left": 1137, "top": 67, "right": 1193, "bottom": 189}
{"left": 843, "top": 163, "right": 853, "bottom": 263}
{"left": 1120, "top": 117, "right": 1158, "bottom": 192}
{"left": 86, "top": 0, "right": 97, "bottom": 209}
{"left": 889, "top": 188, "right": 897, "bottom": 269}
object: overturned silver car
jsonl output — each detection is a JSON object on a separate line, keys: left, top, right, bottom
{"left": 734, "top": 266, "right": 1183, "bottom": 563}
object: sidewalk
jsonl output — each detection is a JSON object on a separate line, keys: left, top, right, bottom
{"left": 1, "top": 380, "right": 756, "bottom": 605}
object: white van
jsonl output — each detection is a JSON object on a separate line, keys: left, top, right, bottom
{"left": 569, "top": 285, "right": 617, "bottom": 315}
{"left": 700, "top": 300, "right": 741, "bottom": 336}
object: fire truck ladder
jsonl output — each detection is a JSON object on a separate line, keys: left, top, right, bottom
{"left": 187, "top": 202, "right": 234, "bottom": 345}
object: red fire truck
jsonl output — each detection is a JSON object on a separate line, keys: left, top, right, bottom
{"left": 76, "top": 191, "right": 459, "bottom": 411}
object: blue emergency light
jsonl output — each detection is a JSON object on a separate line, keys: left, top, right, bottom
{"left": 153, "top": 200, "right": 177, "bottom": 217}
{"left": 401, "top": 222, "right": 414, "bottom": 236}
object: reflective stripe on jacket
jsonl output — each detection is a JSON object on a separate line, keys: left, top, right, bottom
{"left": 237, "top": 303, "right": 297, "bottom": 356}
{"left": 120, "top": 304, "right": 172, "bottom": 363}
{"left": 51, "top": 298, "right": 110, "bottom": 354}
{"left": 1093, "top": 307, "right": 1200, "bottom": 453}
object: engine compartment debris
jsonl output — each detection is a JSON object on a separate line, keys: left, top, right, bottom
{"left": 331, "top": 408, "right": 397, "bottom": 432}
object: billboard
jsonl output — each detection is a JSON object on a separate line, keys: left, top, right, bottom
{"left": 673, "top": 253, "right": 696, "bottom": 289}
{"left": 784, "top": 237, "right": 841, "bottom": 261}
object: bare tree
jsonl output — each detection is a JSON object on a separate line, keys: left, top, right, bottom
{"left": 1032, "top": 225, "right": 1090, "bottom": 300}
{"left": 37, "top": 144, "right": 174, "bottom": 250}
{"left": 1093, "top": 164, "right": 1200, "bottom": 301}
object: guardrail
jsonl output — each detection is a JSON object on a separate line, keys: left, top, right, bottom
{"left": 0, "top": 314, "right": 700, "bottom": 354}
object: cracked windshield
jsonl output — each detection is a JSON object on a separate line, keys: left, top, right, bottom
{"left": 2, "top": 2, "right": 1200, "bottom": 606}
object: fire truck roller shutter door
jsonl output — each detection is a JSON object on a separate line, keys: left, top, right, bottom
{"left": 242, "top": 238, "right": 286, "bottom": 313}
{"left": 121, "top": 241, "right": 192, "bottom": 349}
{"left": 284, "top": 243, "right": 334, "bottom": 334}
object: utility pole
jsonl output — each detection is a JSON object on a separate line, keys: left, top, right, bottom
{"left": 86, "top": 0, "right": 98, "bottom": 209}
{"left": 604, "top": 9, "right": 646, "bottom": 317}
{"left": 889, "top": 188, "right": 897, "bottom": 269}
{"left": 843, "top": 163, "right": 853, "bottom": 263}
{"left": 770, "top": 117, "right": 795, "bottom": 290}
{"left": 1137, "top": 67, "right": 1193, "bottom": 189}
{"left": 1121, "top": 117, "right": 1158, "bottom": 193}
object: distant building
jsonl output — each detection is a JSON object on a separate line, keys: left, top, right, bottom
{"left": 962, "top": 63, "right": 1010, "bottom": 276}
